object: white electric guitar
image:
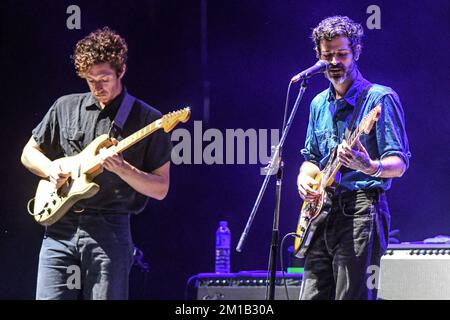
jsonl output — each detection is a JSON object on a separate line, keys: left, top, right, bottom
{"left": 29, "top": 107, "right": 191, "bottom": 226}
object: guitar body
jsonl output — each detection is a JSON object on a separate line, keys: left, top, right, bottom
{"left": 33, "top": 134, "right": 112, "bottom": 226}
{"left": 294, "top": 172, "right": 334, "bottom": 258}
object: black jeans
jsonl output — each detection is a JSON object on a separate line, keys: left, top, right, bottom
{"left": 299, "top": 189, "right": 390, "bottom": 300}
{"left": 36, "top": 211, "right": 134, "bottom": 300}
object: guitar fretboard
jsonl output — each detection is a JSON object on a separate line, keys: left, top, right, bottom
{"left": 321, "top": 125, "right": 364, "bottom": 188}
{"left": 81, "top": 118, "right": 162, "bottom": 175}
{"left": 320, "top": 106, "right": 380, "bottom": 188}
{"left": 116, "top": 119, "right": 162, "bottom": 153}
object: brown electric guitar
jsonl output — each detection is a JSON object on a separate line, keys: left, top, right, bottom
{"left": 293, "top": 105, "right": 381, "bottom": 258}
{"left": 29, "top": 107, "right": 191, "bottom": 226}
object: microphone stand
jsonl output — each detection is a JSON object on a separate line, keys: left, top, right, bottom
{"left": 236, "top": 78, "right": 309, "bottom": 300}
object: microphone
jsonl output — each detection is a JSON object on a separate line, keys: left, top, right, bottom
{"left": 291, "top": 60, "right": 330, "bottom": 83}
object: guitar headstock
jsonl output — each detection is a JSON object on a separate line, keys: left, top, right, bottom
{"left": 161, "top": 107, "right": 191, "bottom": 132}
{"left": 362, "top": 105, "right": 381, "bottom": 134}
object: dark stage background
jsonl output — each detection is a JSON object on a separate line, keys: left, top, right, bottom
{"left": 1, "top": 0, "right": 449, "bottom": 299}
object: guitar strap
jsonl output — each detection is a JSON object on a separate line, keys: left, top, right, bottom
{"left": 109, "top": 91, "right": 136, "bottom": 138}
{"left": 344, "top": 83, "right": 373, "bottom": 141}
{"left": 333, "top": 82, "right": 372, "bottom": 178}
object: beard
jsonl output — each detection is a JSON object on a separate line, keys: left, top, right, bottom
{"left": 325, "top": 61, "right": 357, "bottom": 85}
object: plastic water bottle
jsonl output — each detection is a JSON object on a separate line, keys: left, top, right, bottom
{"left": 215, "top": 221, "right": 231, "bottom": 273}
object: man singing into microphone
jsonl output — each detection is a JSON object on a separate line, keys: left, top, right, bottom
{"left": 297, "top": 16, "right": 410, "bottom": 299}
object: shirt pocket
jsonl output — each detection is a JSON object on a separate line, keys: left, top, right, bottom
{"left": 314, "top": 129, "right": 336, "bottom": 157}
{"left": 62, "top": 126, "right": 85, "bottom": 155}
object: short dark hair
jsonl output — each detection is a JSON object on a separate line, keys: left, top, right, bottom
{"left": 311, "top": 16, "right": 364, "bottom": 57}
{"left": 72, "top": 26, "right": 128, "bottom": 77}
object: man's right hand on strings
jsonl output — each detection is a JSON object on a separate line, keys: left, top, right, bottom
{"left": 47, "top": 163, "right": 70, "bottom": 189}
{"left": 297, "top": 173, "right": 319, "bottom": 202}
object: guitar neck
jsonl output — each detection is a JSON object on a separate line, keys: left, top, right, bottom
{"left": 82, "top": 118, "right": 163, "bottom": 175}
{"left": 321, "top": 123, "right": 365, "bottom": 187}
{"left": 115, "top": 118, "right": 162, "bottom": 153}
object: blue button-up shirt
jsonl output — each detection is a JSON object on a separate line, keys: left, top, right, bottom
{"left": 300, "top": 69, "right": 411, "bottom": 193}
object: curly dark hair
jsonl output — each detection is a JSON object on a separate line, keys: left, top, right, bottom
{"left": 311, "top": 16, "right": 364, "bottom": 58}
{"left": 72, "top": 26, "right": 128, "bottom": 77}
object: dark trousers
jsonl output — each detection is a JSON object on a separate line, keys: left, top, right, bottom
{"left": 299, "top": 189, "right": 390, "bottom": 300}
{"left": 36, "top": 211, "right": 134, "bottom": 300}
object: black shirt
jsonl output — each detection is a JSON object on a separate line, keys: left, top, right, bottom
{"left": 32, "top": 89, "right": 172, "bottom": 214}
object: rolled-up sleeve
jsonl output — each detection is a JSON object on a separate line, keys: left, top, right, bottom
{"left": 300, "top": 101, "right": 321, "bottom": 167}
{"left": 375, "top": 93, "right": 411, "bottom": 169}
{"left": 143, "top": 111, "right": 173, "bottom": 173}
{"left": 31, "top": 100, "right": 61, "bottom": 155}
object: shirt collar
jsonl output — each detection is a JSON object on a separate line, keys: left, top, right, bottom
{"left": 327, "top": 69, "right": 371, "bottom": 107}
{"left": 83, "top": 88, "right": 127, "bottom": 115}
{"left": 83, "top": 93, "right": 98, "bottom": 109}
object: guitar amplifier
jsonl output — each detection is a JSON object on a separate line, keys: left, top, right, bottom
{"left": 191, "top": 271, "right": 303, "bottom": 300}
{"left": 378, "top": 243, "right": 450, "bottom": 300}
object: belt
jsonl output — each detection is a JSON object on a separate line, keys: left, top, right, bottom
{"left": 331, "top": 188, "right": 383, "bottom": 204}
{"left": 70, "top": 207, "right": 131, "bottom": 216}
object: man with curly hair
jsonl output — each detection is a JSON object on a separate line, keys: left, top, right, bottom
{"left": 21, "top": 27, "right": 172, "bottom": 299}
{"left": 297, "top": 16, "right": 410, "bottom": 299}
